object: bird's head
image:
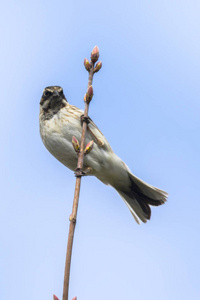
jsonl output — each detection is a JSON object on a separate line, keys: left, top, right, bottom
{"left": 40, "top": 86, "right": 68, "bottom": 119}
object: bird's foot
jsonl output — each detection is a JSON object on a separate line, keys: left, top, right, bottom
{"left": 74, "top": 168, "right": 85, "bottom": 177}
{"left": 74, "top": 167, "right": 93, "bottom": 177}
{"left": 81, "top": 114, "right": 90, "bottom": 124}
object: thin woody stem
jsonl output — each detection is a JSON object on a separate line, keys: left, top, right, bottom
{"left": 62, "top": 61, "right": 95, "bottom": 300}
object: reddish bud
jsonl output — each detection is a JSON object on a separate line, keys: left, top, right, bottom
{"left": 84, "top": 86, "right": 93, "bottom": 103}
{"left": 72, "top": 297, "right": 77, "bottom": 300}
{"left": 94, "top": 61, "right": 102, "bottom": 73}
{"left": 91, "top": 45, "right": 99, "bottom": 63}
{"left": 87, "top": 85, "right": 93, "bottom": 98}
{"left": 84, "top": 58, "right": 91, "bottom": 71}
{"left": 53, "top": 295, "right": 59, "bottom": 300}
{"left": 72, "top": 136, "right": 80, "bottom": 153}
{"left": 84, "top": 140, "right": 94, "bottom": 154}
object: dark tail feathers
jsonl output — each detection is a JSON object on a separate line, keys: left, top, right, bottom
{"left": 117, "top": 173, "right": 167, "bottom": 224}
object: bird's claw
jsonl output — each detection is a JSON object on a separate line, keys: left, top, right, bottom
{"left": 81, "top": 114, "right": 90, "bottom": 124}
{"left": 75, "top": 168, "right": 86, "bottom": 177}
{"left": 74, "top": 167, "right": 92, "bottom": 177}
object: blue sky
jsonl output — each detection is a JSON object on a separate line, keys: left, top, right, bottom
{"left": 1, "top": 1, "right": 200, "bottom": 299}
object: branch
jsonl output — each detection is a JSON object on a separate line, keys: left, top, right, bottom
{"left": 53, "top": 46, "right": 102, "bottom": 300}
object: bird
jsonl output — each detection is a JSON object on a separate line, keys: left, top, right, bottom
{"left": 39, "top": 86, "right": 167, "bottom": 224}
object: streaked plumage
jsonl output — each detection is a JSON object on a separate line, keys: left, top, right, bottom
{"left": 39, "top": 86, "right": 167, "bottom": 223}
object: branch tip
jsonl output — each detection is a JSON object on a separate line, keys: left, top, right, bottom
{"left": 91, "top": 45, "right": 99, "bottom": 63}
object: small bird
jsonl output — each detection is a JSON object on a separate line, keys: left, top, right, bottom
{"left": 39, "top": 86, "right": 167, "bottom": 223}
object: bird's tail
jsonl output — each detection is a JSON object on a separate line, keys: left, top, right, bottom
{"left": 116, "top": 172, "right": 168, "bottom": 224}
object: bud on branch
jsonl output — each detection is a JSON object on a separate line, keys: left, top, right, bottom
{"left": 94, "top": 61, "right": 102, "bottom": 73}
{"left": 84, "top": 58, "right": 91, "bottom": 71}
{"left": 84, "top": 140, "right": 94, "bottom": 154}
{"left": 91, "top": 45, "right": 99, "bottom": 63}
{"left": 72, "top": 136, "right": 80, "bottom": 153}
{"left": 84, "top": 85, "right": 93, "bottom": 103}
{"left": 87, "top": 85, "right": 93, "bottom": 98}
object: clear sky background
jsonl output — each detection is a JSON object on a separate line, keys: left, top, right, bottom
{"left": 1, "top": 1, "right": 200, "bottom": 299}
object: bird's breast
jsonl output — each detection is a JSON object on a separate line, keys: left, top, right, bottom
{"left": 40, "top": 112, "right": 80, "bottom": 171}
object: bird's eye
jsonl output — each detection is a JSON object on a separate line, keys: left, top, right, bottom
{"left": 44, "top": 90, "right": 52, "bottom": 97}
{"left": 60, "top": 90, "right": 64, "bottom": 96}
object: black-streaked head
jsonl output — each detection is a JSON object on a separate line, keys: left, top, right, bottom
{"left": 40, "top": 86, "right": 68, "bottom": 119}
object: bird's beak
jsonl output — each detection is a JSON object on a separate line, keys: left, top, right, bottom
{"left": 53, "top": 90, "right": 60, "bottom": 97}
